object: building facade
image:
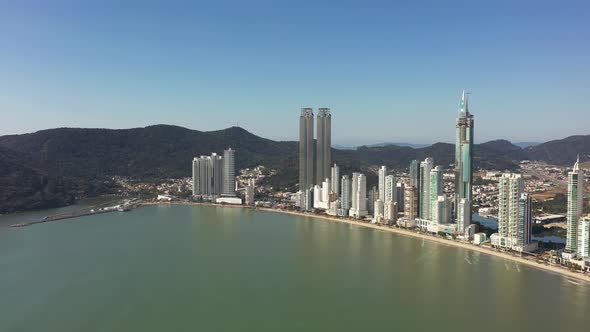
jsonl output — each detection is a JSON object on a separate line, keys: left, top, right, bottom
{"left": 299, "top": 108, "right": 314, "bottom": 192}
{"left": 429, "top": 166, "right": 443, "bottom": 221}
{"left": 316, "top": 108, "right": 331, "bottom": 186}
{"left": 566, "top": 156, "right": 585, "bottom": 255}
{"left": 222, "top": 148, "right": 236, "bottom": 196}
{"left": 331, "top": 164, "right": 340, "bottom": 196}
{"left": 404, "top": 185, "right": 418, "bottom": 221}
{"left": 454, "top": 90, "right": 474, "bottom": 225}
{"left": 349, "top": 173, "right": 368, "bottom": 218}
{"left": 419, "top": 158, "right": 434, "bottom": 219}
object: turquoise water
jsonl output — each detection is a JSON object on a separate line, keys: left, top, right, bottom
{"left": 0, "top": 205, "right": 588, "bottom": 331}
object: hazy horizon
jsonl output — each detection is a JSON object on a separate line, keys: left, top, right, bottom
{"left": 2, "top": 1, "right": 589, "bottom": 144}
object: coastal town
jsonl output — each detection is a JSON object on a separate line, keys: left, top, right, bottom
{"left": 91, "top": 94, "right": 589, "bottom": 281}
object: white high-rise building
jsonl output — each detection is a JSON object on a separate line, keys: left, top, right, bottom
{"left": 378, "top": 166, "right": 387, "bottom": 201}
{"left": 419, "top": 158, "right": 434, "bottom": 219}
{"left": 497, "top": 173, "right": 524, "bottom": 239}
{"left": 566, "top": 156, "right": 585, "bottom": 255}
{"left": 384, "top": 175, "right": 396, "bottom": 203}
{"left": 457, "top": 198, "right": 471, "bottom": 234}
{"left": 373, "top": 199, "right": 384, "bottom": 224}
{"left": 432, "top": 195, "right": 451, "bottom": 225}
{"left": 331, "top": 164, "right": 340, "bottom": 197}
{"left": 349, "top": 173, "right": 368, "bottom": 218}
{"left": 578, "top": 217, "right": 590, "bottom": 258}
{"left": 384, "top": 201, "right": 398, "bottom": 223}
{"left": 222, "top": 148, "right": 236, "bottom": 196}
{"left": 429, "top": 166, "right": 444, "bottom": 221}
{"left": 245, "top": 179, "right": 255, "bottom": 205}
{"left": 313, "top": 179, "right": 331, "bottom": 210}
{"left": 491, "top": 174, "right": 536, "bottom": 251}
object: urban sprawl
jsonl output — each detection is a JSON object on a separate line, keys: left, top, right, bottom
{"left": 150, "top": 91, "right": 589, "bottom": 272}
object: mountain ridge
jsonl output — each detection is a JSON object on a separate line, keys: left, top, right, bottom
{"left": 0, "top": 124, "right": 587, "bottom": 213}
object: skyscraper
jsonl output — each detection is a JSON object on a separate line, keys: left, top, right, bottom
{"left": 419, "top": 158, "right": 434, "bottom": 219}
{"left": 429, "top": 166, "right": 444, "bottom": 220}
{"left": 517, "top": 193, "right": 533, "bottom": 247}
{"left": 578, "top": 217, "right": 590, "bottom": 259}
{"left": 341, "top": 175, "right": 352, "bottom": 211}
{"left": 299, "top": 108, "right": 314, "bottom": 192}
{"left": 396, "top": 182, "right": 405, "bottom": 211}
{"left": 331, "top": 164, "right": 340, "bottom": 196}
{"left": 222, "top": 148, "right": 236, "bottom": 196}
{"left": 349, "top": 173, "right": 368, "bottom": 218}
{"left": 245, "top": 179, "right": 255, "bottom": 206}
{"left": 492, "top": 173, "right": 534, "bottom": 251}
{"left": 497, "top": 173, "right": 524, "bottom": 240}
{"left": 454, "top": 90, "right": 474, "bottom": 225}
{"left": 378, "top": 166, "right": 387, "bottom": 200}
{"left": 385, "top": 175, "right": 396, "bottom": 203}
{"left": 457, "top": 198, "right": 471, "bottom": 234}
{"left": 404, "top": 185, "right": 418, "bottom": 221}
{"left": 212, "top": 153, "right": 223, "bottom": 195}
{"left": 432, "top": 195, "right": 451, "bottom": 225}
{"left": 192, "top": 153, "right": 223, "bottom": 197}
{"left": 409, "top": 159, "right": 419, "bottom": 187}
{"left": 566, "top": 156, "right": 585, "bottom": 255}
{"left": 316, "top": 108, "right": 331, "bottom": 185}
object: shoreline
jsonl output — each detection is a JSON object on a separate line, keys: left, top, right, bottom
{"left": 147, "top": 201, "right": 590, "bottom": 283}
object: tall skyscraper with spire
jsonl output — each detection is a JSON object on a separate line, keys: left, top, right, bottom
{"left": 454, "top": 90, "right": 474, "bottom": 224}
{"left": 565, "top": 155, "right": 585, "bottom": 255}
{"left": 316, "top": 108, "right": 332, "bottom": 185}
{"left": 299, "top": 108, "right": 314, "bottom": 192}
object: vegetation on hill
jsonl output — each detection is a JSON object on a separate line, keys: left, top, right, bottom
{"left": 0, "top": 125, "right": 587, "bottom": 213}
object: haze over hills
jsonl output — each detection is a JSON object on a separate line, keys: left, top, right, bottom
{"left": 0, "top": 125, "right": 588, "bottom": 213}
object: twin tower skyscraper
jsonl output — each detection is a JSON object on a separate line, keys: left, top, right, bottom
{"left": 299, "top": 108, "right": 331, "bottom": 191}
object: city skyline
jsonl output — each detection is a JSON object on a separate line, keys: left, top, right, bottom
{"left": 2, "top": 1, "right": 590, "bottom": 143}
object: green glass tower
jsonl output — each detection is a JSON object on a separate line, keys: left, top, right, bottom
{"left": 454, "top": 91, "right": 474, "bottom": 224}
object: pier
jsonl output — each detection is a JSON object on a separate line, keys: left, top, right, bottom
{"left": 10, "top": 201, "right": 141, "bottom": 228}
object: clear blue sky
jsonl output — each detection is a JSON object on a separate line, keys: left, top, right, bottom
{"left": 1, "top": 0, "right": 589, "bottom": 145}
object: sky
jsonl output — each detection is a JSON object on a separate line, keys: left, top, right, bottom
{"left": 1, "top": 0, "right": 589, "bottom": 145}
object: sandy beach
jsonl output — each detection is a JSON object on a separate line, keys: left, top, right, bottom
{"left": 146, "top": 201, "right": 590, "bottom": 283}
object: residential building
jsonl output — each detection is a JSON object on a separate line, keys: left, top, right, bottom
{"left": 316, "top": 108, "right": 331, "bottom": 185}
{"left": 457, "top": 198, "right": 471, "bottom": 234}
{"left": 222, "top": 148, "right": 236, "bottom": 196}
{"left": 404, "top": 185, "right": 418, "bottom": 221}
{"left": 349, "top": 173, "right": 368, "bottom": 218}
{"left": 566, "top": 156, "right": 585, "bottom": 256}
{"left": 579, "top": 217, "right": 590, "bottom": 258}
{"left": 429, "top": 166, "right": 443, "bottom": 220}
{"left": 331, "top": 164, "right": 340, "bottom": 196}
{"left": 419, "top": 158, "right": 434, "bottom": 219}
{"left": 245, "top": 179, "right": 255, "bottom": 205}
{"left": 378, "top": 166, "right": 387, "bottom": 200}
{"left": 299, "top": 108, "right": 314, "bottom": 192}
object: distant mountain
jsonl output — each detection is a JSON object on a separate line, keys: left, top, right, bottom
{"left": 514, "top": 142, "right": 540, "bottom": 148}
{"left": 333, "top": 142, "right": 432, "bottom": 150}
{"left": 0, "top": 125, "right": 588, "bottom": 213}
{"left": 525, "top": 135, "right": 590, "bottom": 165}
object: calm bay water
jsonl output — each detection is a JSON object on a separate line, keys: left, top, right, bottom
{"left": 0, "top": 204, "right": 588, "bottom": 331}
